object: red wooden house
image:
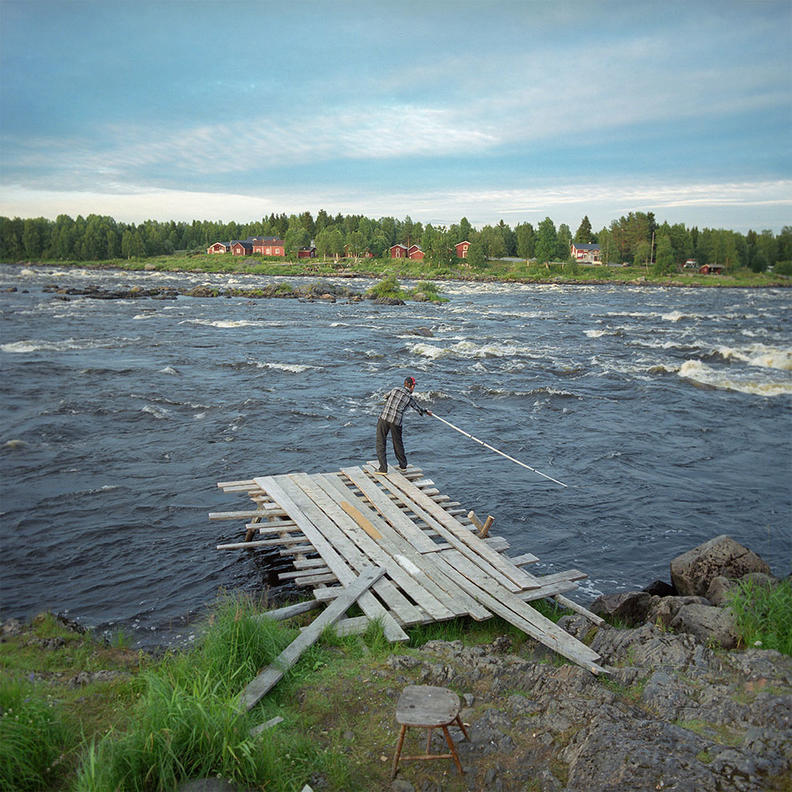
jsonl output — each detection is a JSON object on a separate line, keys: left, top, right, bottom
{"left": 230, "top": 240, "right": 253, "bottom": 256}
{"left": 407, "top": 244, "right": 424, "bottom": 260}
{"left": 207, "top": 242, "right": 230, "bottom": 254}
{"left": 455, "top": 241, "right": 470, "bottom": 258}
{"left": 389, "top": 244, "right": 408, "bottom": 258}
{"left": 570, "top": 242, "right": 601, "bottom": 263}
{"left": 251, "top": 237, "right": 285, "bottom": 256}
{"left": 297, "top": 246, "right": 317, "bottom": 258}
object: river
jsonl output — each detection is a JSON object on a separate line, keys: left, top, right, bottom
{"left": 1, "top": 264, "right": 790, "bottom": 647}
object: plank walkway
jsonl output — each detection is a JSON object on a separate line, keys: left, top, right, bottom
{"left": 212, "top": 464, "right": 605, "bottom": 675}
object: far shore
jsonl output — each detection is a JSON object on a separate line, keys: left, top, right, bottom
{"left": 4, "top": 254, "right": 791, "bottom": 289}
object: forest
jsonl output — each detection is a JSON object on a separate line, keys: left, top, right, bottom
{"left": 1, "top": 210, "right": 790, "bottom": 274}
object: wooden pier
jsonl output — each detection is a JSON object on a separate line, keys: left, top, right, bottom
{"left": 211, "top": 463, "right": 606, "bottom": 693}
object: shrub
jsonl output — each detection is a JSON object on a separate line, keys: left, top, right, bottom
{"left": 365, "top": 273, "right": 406, "bottom": 300}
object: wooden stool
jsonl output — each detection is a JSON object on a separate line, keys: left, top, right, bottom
{"left": 391, "top": 685, "right": 469, "bottom": 778}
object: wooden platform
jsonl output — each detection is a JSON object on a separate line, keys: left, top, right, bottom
{"left": 211, "top": 463, "right": 605, "bottom": 674}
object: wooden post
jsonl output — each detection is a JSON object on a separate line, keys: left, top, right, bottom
{"left": 478, "top": 515, "right": 494, "bottom": 539}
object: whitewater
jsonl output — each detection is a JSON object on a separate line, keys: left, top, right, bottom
{"left": 1, "top": 265, "right": 790, "bottom": 647}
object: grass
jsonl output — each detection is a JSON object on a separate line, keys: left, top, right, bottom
{"left": 728, "top": 577, "right": 792, "bottom": 655}
{"left": 0, "top": 677, "right": 73, "bottom": 792}
{"left": 15, "top": 253, "right": 791, "bottom": 288}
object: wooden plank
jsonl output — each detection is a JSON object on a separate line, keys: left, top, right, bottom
{"left": 254, "top": 476, "right": 408, "bottom": 642}
{"left": 316, "top": 473, "right": 457, "bottom": 622}
{"left": 301, "top": 615, "right": 370, "bottom": 637}
{"left": 439, "top": 549, "right": 603, "bottom": 672}
{"left": 340, "top": 501, "right": 383, "bottom": 540}
{"left": 253, "top": 599, "right": 323, "bottom": 622}
{"left": 363, "top": 465, "right": 532, "bottom": 593}
{"left": 283, "top": 474, "right": 425, "bottom": 628}
{"left": 339, "top": 467, "right": 490, "bottom": 620}
{"left": 384, "top": 468, "right": 540, "bottom": 590}
{"left": 240, "top": 566, "right": 385, "bottom": 709}
{"left": 510, "top": 553, "right": 540, "bottom": 567}
{"left": 553, "top": 594, "right": 605, "bottom": 625}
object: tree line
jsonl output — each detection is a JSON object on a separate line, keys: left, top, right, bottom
{"left": 1, "top": 210, "right": 790, "bottom": 272}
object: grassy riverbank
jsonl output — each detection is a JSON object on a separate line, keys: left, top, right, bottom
{"left": 13, "top": 253, "right": 791, "bottom": 288}
{"left": 2, "top": 581, "right": 790, "bottom": 792}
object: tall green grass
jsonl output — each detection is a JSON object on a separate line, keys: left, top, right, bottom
{"left": 728, "top": 578, "right": 792, "bottom": 655}
{"left": 74, "top": 595, "right": 304, "bottom": 792}
{"left": 0, "top": 677, "right": 72, "bottom": 791}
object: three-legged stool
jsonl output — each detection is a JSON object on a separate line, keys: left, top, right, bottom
{"left": 391, "top": 684, "right": 469, "bottom": 778}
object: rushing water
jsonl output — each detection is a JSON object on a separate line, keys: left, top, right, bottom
{"left": 1, "top": 264, "right": 790, "bottom": 647}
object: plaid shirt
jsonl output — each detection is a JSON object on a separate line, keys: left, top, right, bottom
{"left": 379, "top": 386, "right": 426, "bottom": 425}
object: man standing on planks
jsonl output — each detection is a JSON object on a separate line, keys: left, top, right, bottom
{"left": 376, "top": 376, "right": 432, "bottom": 474}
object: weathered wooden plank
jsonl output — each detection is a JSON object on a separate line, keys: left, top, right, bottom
{"left": 510, "top": 553, "right": 540, "bottom": 567}
{"left": 287, "top": 473, "right": 428, "bottom": 626}
{"left": 439, "top": 549, "right": 603, "bottom": 671}
{"left": 553, "top": 594, "right": 605, "bottom": 625}
{"left": 253, "top": 599, "right": 323, "bottom": 622}
{"left": 255, "top": 476, "right": 408, "bottom": 642}
{"left": 363, "top": 466, "right": 531, "bottom": 593}
{"left": 240, "top": 566, "right": 385, "bottom": 709}
{"left": 316, "top": 473, "right": 458, "bottom": 622}
{"left": 384, "top": 468, "right": 540, "bottom": 591}
{"left": 340, "top": 467, "right": 490, "bottom": 620}
{"left": 340, "top": 500, "right": 383, "bottom": 540}
{"left": 209, "top": 509, "right": 277, "bottom": 520}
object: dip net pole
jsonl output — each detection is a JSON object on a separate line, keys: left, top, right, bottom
{"left": 431, "top": 413, "right": 568, "bottom": 488}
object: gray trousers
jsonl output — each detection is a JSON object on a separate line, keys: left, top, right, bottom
{"left": 376, "top": 418, "right": 406, "bottom": 471}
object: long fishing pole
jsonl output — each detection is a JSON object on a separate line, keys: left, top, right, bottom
{"left": 431, "top": 413, "right": 568, "bottom": 488}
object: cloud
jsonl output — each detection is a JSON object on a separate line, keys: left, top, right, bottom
{"left": 1, "top": 178, "right": 788, "bottom": 233}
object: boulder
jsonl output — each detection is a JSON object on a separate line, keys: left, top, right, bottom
{"left": 670, "top": 535, "right": 771, "bottom": 596}
{"left": 643, "top": 579, "right": 677, "bottom": 597}
{"left": 669, "top": 603, "right": 739, "bottom": 649}
{"left": 705, "top": 575, "right": 735, "bottom": 606}
{"left": 647, "top": 595, "right": 710, "bottom": 628}
{"left": 590, "top": 591, "right": 653, "bottom": 626}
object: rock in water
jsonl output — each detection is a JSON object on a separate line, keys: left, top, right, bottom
{"left": 670, "top": 535, "right": 771, "bottom": 596}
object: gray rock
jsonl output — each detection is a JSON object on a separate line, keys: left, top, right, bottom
{"left": 643, "top": 579, "right": 677, "bottom": 596}
{"left": 669, "top": 603, "right": 739, "bottom": 648}
{"left": 590, "top": 591, "right": 653, "bottom": 625}
{"left": 646, "top": 594, "right": 710, "bottom": 627}
{"left": 670, "top": 535, "right": 771, "bottom": 597}
{"left": 706, "top": 575, "right": 736, "bottom": 606}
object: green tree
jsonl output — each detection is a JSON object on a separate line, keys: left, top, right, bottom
{"left": 653, "top": 234, "right": 675, "bottom": 274}
{"left": 535, "top": 217, "right": 558, "bottom": 265}
{"left": 284, "top": 222, "right": 310, "bottom": 259}
{"left": 556, "top": 223, "right": 572, "bottom": 261}
{"left": 479, "top": 225, "right": 507, "bottom": 258}
{"left": 574, "top": 215, "right": 593, "bottom": 243}
{"left": 515, "top": 222, "right": 535, "bottom": 259}
{"left": 466, "top": 240, "right": 487, "bottom": 269}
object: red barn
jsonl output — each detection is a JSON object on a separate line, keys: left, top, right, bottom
{"left": 455, "top": 240, "right": 470, "bottom": 258}
{"left": 407, "top": 244, "right": 424, "bottom": 260}
{"left": 206, "top": 242, "right": 229, "bottom": 254}
{"left": 389, "top": 244, "right": 408, "bottom": 258}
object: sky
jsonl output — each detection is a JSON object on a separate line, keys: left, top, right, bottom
{"left": 0, "top": 0, "right": 790, "bottom": 233}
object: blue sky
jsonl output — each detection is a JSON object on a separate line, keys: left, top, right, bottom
{"left": 1, "top": 0, "right": 790, "bottom": 232}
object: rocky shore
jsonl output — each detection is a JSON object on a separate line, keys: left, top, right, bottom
{"left": 3, "top": 535, "right": 789, "bottom": 792}
{"left": 381, "top": 535, "right": 791, "bottom": 791}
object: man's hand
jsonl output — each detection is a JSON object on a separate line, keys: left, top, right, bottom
{"left": 426, "top": 410, "right": 433, "bottom": 416}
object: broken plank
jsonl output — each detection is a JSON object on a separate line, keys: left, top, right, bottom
{"left": 240, "top": 566, "right": 385, "bottom": 710}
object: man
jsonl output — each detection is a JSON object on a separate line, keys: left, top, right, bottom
{"left": 376, "top": 376, "right": 432, "bottom": 474}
